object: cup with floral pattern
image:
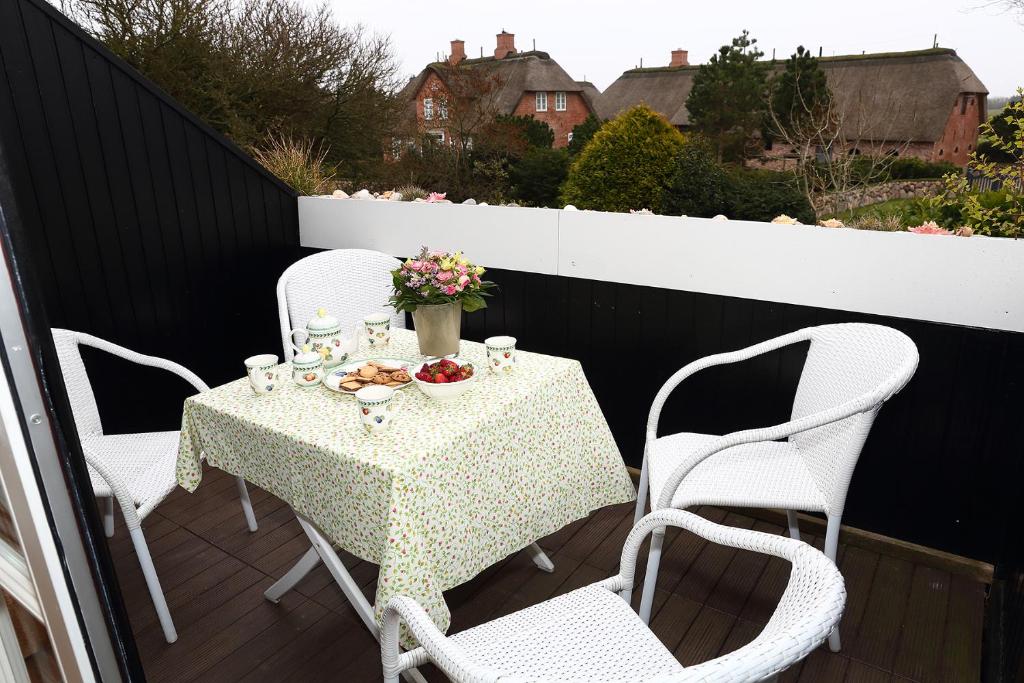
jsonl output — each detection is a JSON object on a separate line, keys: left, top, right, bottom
{"left": 485, "top": 336, "right": 517, "bottom": 375}
{"left": 355, "top": 384, "right": 405, "bottom": 434}
{"left": 363, "top": 312, "right": 392, "bottom": 348}
{"left": 245, "top": 354, "right": 280, "bottom": 395}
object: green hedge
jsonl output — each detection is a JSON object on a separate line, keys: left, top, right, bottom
{"left": 724, "top": 168, "right": 816, "bottom": 224}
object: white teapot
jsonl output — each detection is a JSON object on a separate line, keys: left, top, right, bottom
{"left": 290, "top": 308, "right": 358, "bottom": 369}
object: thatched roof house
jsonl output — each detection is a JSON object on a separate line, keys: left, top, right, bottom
{"left": 598, "top": 48, "right": 988, "bottom": 165}
{"left": 402, "top": 32, "right": 599, "bottom": 148}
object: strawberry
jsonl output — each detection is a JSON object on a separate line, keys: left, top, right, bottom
{"left": 420, "top": 363, "right": 431, "bottom": 375}
{"left": 432, "top": 373, "right": 448, "bottom": 384}
{"left": 415, "top": 371, "right": 431, "bottom": 382}
{"left": 438, "top": 358, "right": 458, "bottom": 371}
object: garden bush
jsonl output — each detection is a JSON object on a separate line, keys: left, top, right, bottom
{"left": 661, "top": 136, "right": 729, "bottom": 217}
{"left": 886, "top": 157, "right": 959, "bottom": 180}
{"left": 509, "top": 148, "right": 569, "bottom": 208}
{"left": 560, "top": 105, "right": 686, "bottom": 212}
{"left": 725, "top": 168, "right": 815, "bottom": 224}
{"left": 567, "top": 114, "right": 602, "bottom": 157}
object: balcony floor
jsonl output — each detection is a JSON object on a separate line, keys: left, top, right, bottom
{"left": 107, "top": 466, "right": 985, "bottom": 682}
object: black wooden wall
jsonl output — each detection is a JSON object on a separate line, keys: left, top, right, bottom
{"left": 0, "top": 0, "right": 300, "bottom": 435}
{"left": 460, "top": 268, "right": 1024, "bottom": 564}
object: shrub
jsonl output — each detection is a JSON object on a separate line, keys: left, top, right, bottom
{"left": 725, "top": 168, "right": 815, "bottom": 224}
{"left": 396, "top": 185, "right": 427, "bottom": 201}
{"left": 567, "top": 114, "right": 602, "bottom": 156}
{"left": 509, "top": 148, "right": 569, "bottom": 208}
{"left": 849, "top": 214, "right": 904, "bottom": 232}
{"left": 251, "top": 133, "right": 335, "bottom": 195}
{"left": 561, "top": 105, "right": 686, "bottom": 212}
{"left": 886, "top": 157, "right": 959, "bottom": 180}
{"left": 661, "top": 136, "right": 728, "bottom": 217}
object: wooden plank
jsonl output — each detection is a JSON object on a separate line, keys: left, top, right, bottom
{"left": 893, "top": 565, "right": 950, "bottom": 680}
{"left": 937, "top": 573, "right": 985, "bottom": 682}
{"left": 673, "top": 512, "right": 758, "bottom": 605}
{"left": 844, "top": 658, "right": 893, "bottom": 683}
{"left": 649, "top": 591, "right": 702, "bottom": 653}
{"left": 846, "top": 555, "right": 914, "bottom": 671}
{"left": 796, "top": 650, "right": 849, "bottom": 681}
{"left": 704, "top": 519, "right": 780, "bottom": 616}
{"left": 674, "top": 605, "right": 735, "bottom": 667}
{"left": 837, "top": 545, "right": 881, "bottom": 648}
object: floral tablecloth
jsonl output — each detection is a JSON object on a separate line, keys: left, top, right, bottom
{"left": 176, "top": 329, "right": 634, "bottom": 636}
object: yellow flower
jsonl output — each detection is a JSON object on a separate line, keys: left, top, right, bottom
{"left": 474, "top": 265, "right": 485, "bottom": 276}
{"left": 439, "top": 258, "right": 454, "bottom": 270}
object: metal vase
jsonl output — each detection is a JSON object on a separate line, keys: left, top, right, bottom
{"left": 411, "top": 302, "right": 462, "bottom": 357}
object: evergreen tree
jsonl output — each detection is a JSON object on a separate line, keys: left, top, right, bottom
{"left": 685, "top": 30, "right": 768, "bottom": 162}
{"left": 767, "top": 46, "right": 832, "bottom": 142}
{"left": 567, "top": 114, "right": 602, "bottom": 156}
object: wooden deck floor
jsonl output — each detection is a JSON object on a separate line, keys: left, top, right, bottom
{"left": 107, "top": 466, "right": 986, "bottom": 682}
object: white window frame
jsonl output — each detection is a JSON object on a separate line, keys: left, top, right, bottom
{"left": 555, "top": 91, "right": 566, "bottom": 111}
{"left": 423, "top": 97, "right": 433, "bottom": 121}
{"left": 438, "top": 98, "right": 448, "bottom": 120}
{"left": 567, "top": 131, "right": 574, "bottom": 144}
{"left": 535, "top": 92, "right": 547, "bottom": 112}
{"left": 427, "top": 130, "right": 445, "bottom": 145}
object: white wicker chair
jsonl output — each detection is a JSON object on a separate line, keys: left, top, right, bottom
{"left": 50, "top": 329, "right": 259, "bottom": 644}
{"left": 276, "top": 249, "right": 405, "bottom": 361}
{"left": 634, "top": 323, "right": 918, "bottom": 652}
{"left": 381, "top": 508, "right": 846, "bottom": 683}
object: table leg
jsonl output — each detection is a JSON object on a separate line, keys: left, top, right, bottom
{"left": 527, "top": 543, "right": 555, "bottom": 573}
{"left": 264, "top": 547, "right": 321, "bottom": 603}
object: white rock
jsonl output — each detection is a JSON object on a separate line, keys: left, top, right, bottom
{"left": 712, "top": 214, "right": 729, "bottom": 221}
{"left": 413, "top": 198, "right": 425, "bottom": 202}
{"left": 389, "top": 192, "right": 403, "bottom": 201}
{"left": 478, "top": 202, "right": 489, "bottom": 206}
{"left": 462, "top": 198, "right": 477, "bottom": 205}
{"left": 563, "top": 204, "right": 578, "bottom": 211}
{"left": 352, "top": 189, "right": 372, "bottom": 200}
{"left": 331, "top": 189, "right": 349, "bottom": 199}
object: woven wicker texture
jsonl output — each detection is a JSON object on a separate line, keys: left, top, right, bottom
{"left": 383, "top": 509, "right": 845, "bottom": 682}
{"left": 276, "top": 249, "right": 405, "bottom": 361}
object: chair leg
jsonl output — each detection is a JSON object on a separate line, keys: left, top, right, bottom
{"left": 633, "top": 449, "right": 650, "bottom": 525}
{"left": 235, "top": 476, "right": 258, "bottom": 532}
{"left": 638, "top": 526, "right": 665, "bottom": 624}
{"left": 526, "top": 543, "right": 555, "bottom": 572}
{"left": 103, "top": 497, "right": 115, "bottom": 538}
{"left": 786, "top": 510, "right": 801, "bottom": 541}
{"left": 130, "top": 527, "right": 176, "bottom": 643}
{"left": 824, "top": 514, "right": 842, "bottom": 653}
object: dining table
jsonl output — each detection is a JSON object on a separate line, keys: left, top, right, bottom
{"left": 176, "top": 328, "right": 635, "bottom": 659}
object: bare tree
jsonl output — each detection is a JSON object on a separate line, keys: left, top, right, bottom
{"left": 765, "top": 65, "right": 919, "bottom": 217}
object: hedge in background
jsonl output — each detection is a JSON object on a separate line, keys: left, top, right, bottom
{"left": 661, "top": 136, "right": 729, "bottom": 217}
{"left": 726, "top": 168, "right": 816, "bottom": 224}
{"left": 561, "top": 105, "right": 686, "bottom": 212}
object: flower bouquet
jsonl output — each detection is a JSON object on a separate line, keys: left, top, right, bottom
{"left": 389, "top": 247, "right": 496, "bottom": 356}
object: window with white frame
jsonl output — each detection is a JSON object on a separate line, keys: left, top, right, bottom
{"left": 567, "top": 131, "right": 573, "bottom": 144}
{"left": 535, "top": 92, "right": 547, "bottom": 112}
{"left": 555, "top": 91, "right": 566, "bottom": 111}
{"left": 427, "top": 130, "right": 444, "bottom": 145}
{"left": 423, "top": 97, "right": 433, "bottom": 120}
{"left": 439, "top": 98, "right": 448, "bottom": 120}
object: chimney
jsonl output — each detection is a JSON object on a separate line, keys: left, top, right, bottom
{"left": 495, "top": 30, "right": 515, "bottom": 59}
{"left": 670, "top": 49, "right": 689, "bottom": 67}
{"left": 449, "top": 39, "right": 465, "bottom": 65}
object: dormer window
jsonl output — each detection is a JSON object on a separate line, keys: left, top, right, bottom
{"left": 424, "top": 98, "right": 434, "bottom": 120}
{"left": 535, "top": 92, "right": 548, "bottom": 112}
{"left": 555, "top": 91, "right": 566, "bottom": 111}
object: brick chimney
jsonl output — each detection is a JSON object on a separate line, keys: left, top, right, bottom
{"left": 670, "top": 49, "right": 689, "bottom": 67}
{"left": 449, "top": 39, "right": 465, "bottom": 65}
{"left": 495, "top": 30, "right": 515, "bottom": 59}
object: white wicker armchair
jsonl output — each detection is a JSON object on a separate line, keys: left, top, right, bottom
{"left": 381, "top": 509, "right": 846, "bottom": 682}
{"left": 50, "top": 329, "right": 259, "bottom": 644}
{"left": 276, "top": 249, "right": 405, "bottom": 361}
{"left": 634, "top": 323, "right": 918, "bottom": 652}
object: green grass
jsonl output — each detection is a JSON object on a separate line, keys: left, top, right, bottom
{"left": 825, "top": 198, "right": 917, "bottom": 222}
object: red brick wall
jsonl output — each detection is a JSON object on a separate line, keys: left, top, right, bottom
{"left": 510, "top": 91, "right": 592, "bottom": 148}
{"left": 413, "top": 72, "right": 451, "bottom": 137}
{"left": 933, "top": 93, "right": 985, "bottom": 167}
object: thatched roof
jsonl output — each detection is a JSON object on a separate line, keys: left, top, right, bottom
{"left": 577, "top": 81, "right": 602, "bottom": 113}
{"left": 405, "top": 51, "right": 589, "bottom": 116}
{"left": 597, "top": 48, "right": 988, "bottom": 142}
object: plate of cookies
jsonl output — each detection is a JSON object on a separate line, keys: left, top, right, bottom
{"left": 323, "top": 359, "right": 414, "bottom": 394}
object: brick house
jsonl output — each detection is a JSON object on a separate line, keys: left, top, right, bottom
{"left": 597, "top": 48, "right": 988, "bottom": 166}
{"left": 401, "top": 31, "right": 599, "bottom": 149}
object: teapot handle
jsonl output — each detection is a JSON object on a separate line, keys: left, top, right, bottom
{"left": 289, "top": 328, "right": 309, "bottom": 355}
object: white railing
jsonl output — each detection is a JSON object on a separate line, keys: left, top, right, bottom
{"left": 299, "top": 198, "right": 1024, "bottom": 334}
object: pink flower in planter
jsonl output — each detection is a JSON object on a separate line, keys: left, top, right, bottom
{"left": 425, "top": 192, "right": 447, "bottom": 203}
{"left": 436, "top": 270, "right": 454, "bottom": 282}
{"left": 443, "top": 285, "right": 457, "bottom": 296}
{"left": 908, "top": 221, "right": 952, "bottom": 235}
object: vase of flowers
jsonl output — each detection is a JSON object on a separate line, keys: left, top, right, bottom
{"left": 389, "top": 247, "right": 495, "bottom": 356}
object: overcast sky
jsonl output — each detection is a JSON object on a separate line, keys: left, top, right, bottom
{"left": 324, "top": 0, "right": 1023, "bottom": 97}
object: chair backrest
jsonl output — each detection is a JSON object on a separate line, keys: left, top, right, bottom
{"left": 790, "top": 323, "right": 919, "bottom": 517}
{"left": 277, "top": 249, "right": 405, "bottom": 361}
{"left": 50, "top": 328, "right": 104, "bottom": 440}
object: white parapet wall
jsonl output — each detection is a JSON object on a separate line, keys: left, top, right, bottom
{"left": 299, "top": 197, "right": 1024, "bottom": 333}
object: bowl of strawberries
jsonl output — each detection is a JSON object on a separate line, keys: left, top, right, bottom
{"left": 412, "top": 358, "right": 477, "bottom": 401}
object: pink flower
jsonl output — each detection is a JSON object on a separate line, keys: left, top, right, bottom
{"left": 443, "top": 285, "right": 457, "bottom": 296}
{"left": 909, "top": 221, "right": 952, "bottom": 235}
{"left": 457, "top": 264, "right": 468, "bottom": 275}
{"left": 458, "top": 274, "right": 470, "bottom": 287}
{"left": 408, "top": 260, "right": 423, "bottom": 271}
{"left": 436, "top": 270, "right": 454, "bottom": 282}
{"left": 425, "top": 192, "right": 447, "bottom": 203}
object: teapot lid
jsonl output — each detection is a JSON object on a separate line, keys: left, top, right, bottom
{"left": 293, "top": 343, "right": 321, "bottom": 364}
{"left": 308, "top": 307, "right": 340, "bottom": 331}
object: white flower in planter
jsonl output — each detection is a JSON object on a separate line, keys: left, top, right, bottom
{"left": 563, "top": 204, "right": 578, "bottom": 211}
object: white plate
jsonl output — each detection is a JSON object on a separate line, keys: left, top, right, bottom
{"left": 322, "top": 358, "right": 414, "bottom": 394}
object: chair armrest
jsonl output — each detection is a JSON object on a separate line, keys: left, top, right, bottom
{"left": 653, "top": 391, "right": 880, "bottom": 510}
{"left": 276, "top": 273, "right": 295, "bottom": 362}
{"left": 647, "top": 329, "right": 812, "bottom": 438}
{"left": 381, "top": 596, "right": 497, "bottom": 682}
{"left": 75, "top": 332, "right": 209, "bottom": 393}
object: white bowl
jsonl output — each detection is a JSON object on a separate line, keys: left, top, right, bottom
{"left": 412, "top": 365, "right": 478, "bottom": 401}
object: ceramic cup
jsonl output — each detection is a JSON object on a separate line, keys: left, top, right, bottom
{"left": 363, "top": 312, "right": 391, "bottom": 348}
{"left": 485, "top": 336, "right": 517, "bottom": 374}
{"left": 291, "top": 355, "right": 325, "bottom": 388}
{"left": 245, "top": 354, "right": 280, "bottom": 395}
{"left": 355, "top": 385, "right": 405, "bottom": 435}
